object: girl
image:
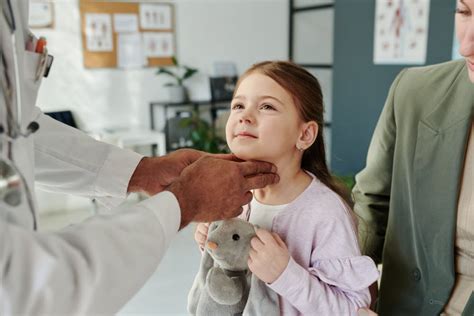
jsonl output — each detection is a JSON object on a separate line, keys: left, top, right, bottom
{"left": 194, "top": 61, "right": 379, "bottom": 315}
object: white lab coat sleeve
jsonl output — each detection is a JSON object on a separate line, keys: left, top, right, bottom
{"left": 32, "top": 108, "right": 143, "bottom": 200}
{"left": 0, "top": 191, "right": 181, "bottom": 315}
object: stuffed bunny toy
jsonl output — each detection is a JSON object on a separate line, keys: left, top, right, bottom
{"left": 187, "top": 219, "right": 256, "bottom": 316}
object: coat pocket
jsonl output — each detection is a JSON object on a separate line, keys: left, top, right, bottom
{"left": 22, "top": 51, "right": 43, "bottom": 126}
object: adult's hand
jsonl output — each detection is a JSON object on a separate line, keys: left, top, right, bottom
{"left": 127, "top": 149, "right": 205, "bottom": 195}
{"left": 166, "top": 154, "right": 279, "bottom": 229}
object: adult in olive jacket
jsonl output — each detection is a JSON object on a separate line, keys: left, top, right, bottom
{"left": 353, "top": 2, "right": 474, "bottom": 315}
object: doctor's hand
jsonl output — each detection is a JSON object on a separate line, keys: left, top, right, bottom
{"left": 166, "top": 154, "right": 279, "bottom": 229}
{"left": 128, "top": 149, "right": 205, "bottom": 195}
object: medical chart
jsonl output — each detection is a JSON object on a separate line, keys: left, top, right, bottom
{"left": 143, "top": 32, "right": 174, "bottom": 58}
{"left": 139, "top": 4, "right": 172, "bottom": 30}
{"left": 114, "top": 14, "right": 139, "bottom": 33}
{"left": 373, "top": 0, "right": 430, "bottom": 65}
{"left": 85, "top": 13, "right": 113, "bottom": 52}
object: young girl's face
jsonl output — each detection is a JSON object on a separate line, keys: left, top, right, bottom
{"left": 226, "top": 72, "right": 303, "bottom": 162}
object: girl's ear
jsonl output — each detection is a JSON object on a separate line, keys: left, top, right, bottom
{"left": 296, "top": 121, "right": 318, "bottom": 151}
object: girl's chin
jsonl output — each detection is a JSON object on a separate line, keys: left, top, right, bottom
{"left": 231, "top": 149, "right": 265, "bottom": 162}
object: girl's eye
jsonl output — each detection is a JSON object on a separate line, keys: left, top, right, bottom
{"left": 231, "top": 103, "right": 244, "bottom": 110}
{"left": 260, "top": 104, "right": 275, "bottom": 111}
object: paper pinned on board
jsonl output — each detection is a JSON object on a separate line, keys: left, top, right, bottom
{"left": 143, "top": 32, "right": 174, "bottom": 58}
{"left": 85, "top": 13, "right": 113, "bottom": 52}
{"left": 117, "top": 33, "right": 146, "bottom": 69}
{"left": 139, "top": 4, "right": 172, "bottom": 30}
{"left": 114, "top": 13, "right": 139, "bottom": 33}
{"left": 29, "top": 1, "right": 54, "bottom": 28}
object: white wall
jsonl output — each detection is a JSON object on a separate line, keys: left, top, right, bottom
{"left": 34, "top": 0, "right": 288, "bottom": 132}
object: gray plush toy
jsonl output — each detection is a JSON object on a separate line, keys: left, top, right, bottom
{"left": 187, "top": 219, "right": 256, "bottom": 316}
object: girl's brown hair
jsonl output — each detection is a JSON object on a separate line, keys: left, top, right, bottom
{"left": 236, "top": 61, "right": 353, "bottom": 207}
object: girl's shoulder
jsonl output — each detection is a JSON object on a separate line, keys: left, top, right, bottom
{"left": 288, "top": 174, "right": 352, "bottom": 221}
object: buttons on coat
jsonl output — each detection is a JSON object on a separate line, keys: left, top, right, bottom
{"left": 412, "top": 268, "right": 421, "bottom": 281}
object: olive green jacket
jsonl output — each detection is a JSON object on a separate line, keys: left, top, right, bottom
{"left": 353, "top": 60, "right": 474, "bottom": 315}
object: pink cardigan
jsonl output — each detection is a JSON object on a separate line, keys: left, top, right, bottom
{"left": 242, "top": 174, "right": 379, "bottom": 315}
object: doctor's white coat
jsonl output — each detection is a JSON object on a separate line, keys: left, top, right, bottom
{"left": 0, "top": 1, "right": 181, "bottom": 314}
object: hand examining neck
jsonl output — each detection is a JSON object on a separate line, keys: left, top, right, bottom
{"left": 253, "top": 157, "right": 311, "bottom": 205}
{"left": 127, "top": 149, "right": 280, "bottom": 230}
{"left": 127, "top": 149, "right": 205, "bottom": 195}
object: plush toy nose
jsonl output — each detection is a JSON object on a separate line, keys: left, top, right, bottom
{"left": 207, "top": 241, "right": 218, "bottom": 250}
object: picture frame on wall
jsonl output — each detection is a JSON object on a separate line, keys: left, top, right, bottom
{"left": 29, "top": 0, "right": 55, "bottom": 29}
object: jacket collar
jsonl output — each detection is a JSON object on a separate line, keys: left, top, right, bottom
{"left": 421, "top": 64, "right": 474, "bottom": 132}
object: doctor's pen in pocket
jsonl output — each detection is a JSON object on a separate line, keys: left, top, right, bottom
{"left": 0, "top": 0, "right": 41, "bottom": 230}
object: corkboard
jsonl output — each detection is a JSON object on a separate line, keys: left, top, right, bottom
{"left": 79, "top": 0, "right": 175, "bottom": 68}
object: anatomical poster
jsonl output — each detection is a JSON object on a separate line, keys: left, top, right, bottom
{"left": 374, "top": 0, "right": 430, "bottom": 65}
{"left": 85, "top": 13, "right": 113, "bottom": 52}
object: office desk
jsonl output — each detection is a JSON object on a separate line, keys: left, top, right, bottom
{"left": 92, "top": 128, "right": 166, "bottom": 157}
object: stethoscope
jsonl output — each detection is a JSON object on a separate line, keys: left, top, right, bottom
{"left": 1, "top": 0, "right": 41, "bottom": 230}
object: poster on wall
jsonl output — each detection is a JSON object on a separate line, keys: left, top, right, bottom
{"left": 373, "top": 0, "right": 430, "bottom": 65}
{"left": 139, "top": 4, "right": 172, "bottom": 30}
{"left": 114, "top": 14, "right": 139, "bottom": 33}
{"left": 85, "top": 13, "right": 113, "bottom": 52}
{"left": 117, "top": 33, "right": 146, "bottom": 69}
{"left": 29, "top": 0, "right": 54, "bottom": 28}
{"left": 143, "top": 32, "right": 174, "bottom": 57}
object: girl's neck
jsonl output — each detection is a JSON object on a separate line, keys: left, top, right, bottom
{"left": 253, "top": 158, "right": 312, "bottom": 205}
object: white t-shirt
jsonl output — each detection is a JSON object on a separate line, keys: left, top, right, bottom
{"left": 248, "top": 198, "right": 288, "bottom": 231}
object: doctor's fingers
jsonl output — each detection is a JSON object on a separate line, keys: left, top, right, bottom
{"left": 243, "top": 173, "right": 280, "bottom": 192}
{"left": 238, "top": 160, "right": 277, "bottom": 177}
{"left": 208, "top": 153, "right": 243, "bottom": 162}
{"left": 172, "top": 148, "right": 206, "bottom": 166}
{"left": 221, "top": 206, "right": 244, "bottom": 220}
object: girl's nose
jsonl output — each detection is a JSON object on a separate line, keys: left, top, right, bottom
{"left": 239, "top": 109, "right": 254, "bottom": 124}
{"left": 239, "top": 116, "right": 252, "bottom": 124}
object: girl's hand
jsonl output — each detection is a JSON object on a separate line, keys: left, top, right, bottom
{"left": 194, "top": 223, "right": 210, "bottom": 249}
{"left": 248, "top": 229, "right": 290, "bottom": 284}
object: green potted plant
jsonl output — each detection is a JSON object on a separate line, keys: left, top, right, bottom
{"left": 156, "top": 57, "right": 198, "bottom": 103}
{"left": 179, "top": 110, "right": 228, "bottom": 153}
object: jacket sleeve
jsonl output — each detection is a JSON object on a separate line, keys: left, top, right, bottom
{"left": 32, "top": 108, "right": 143, "bottom": 203}
{"left": 0, "top": 191, "right": 181, "bottom": 314}
{"left": 352, "top": 69, "right": 406, "bottom": 264}
{"left": 268, "top": 206, "right": 379, "bottom": 315}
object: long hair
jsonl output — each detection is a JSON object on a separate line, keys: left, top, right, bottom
{"left": 236, "top": 61, "right": 353, "bottom": 207}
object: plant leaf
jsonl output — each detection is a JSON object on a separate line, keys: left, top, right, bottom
{"left": 172, "top": 56, "right": 178, "bottom": 66}
{"left": 182, "top": 68, "right": 198, "bottom": 80}
{"left": 156, "top": 68, "right": 175, "bottom": 77}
